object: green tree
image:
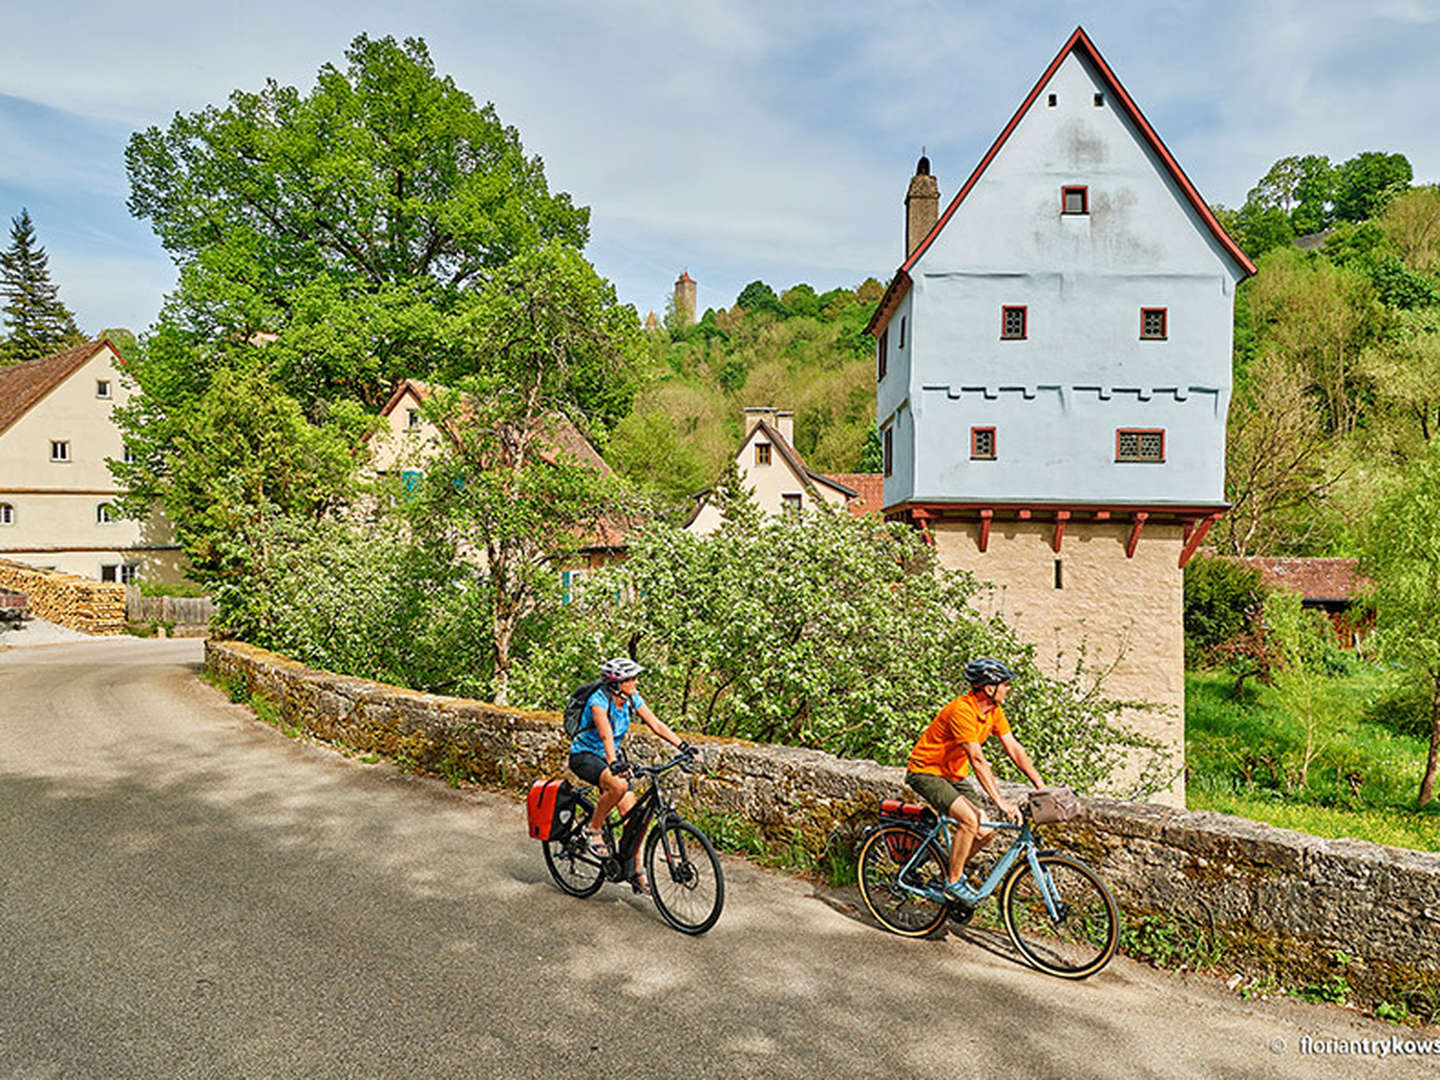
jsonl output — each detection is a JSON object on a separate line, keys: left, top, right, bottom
{"left": 123, "top": 33, "right": 589, "bottom": 412}
{"left": 0, "top": 209, "right": 82, "bottom": 363}
{"left": 1359, "top": 443, "right": 1440, "bottom": 805}
{"left": 1334, "top": 151, "right": 1413, "bottom": 223}
{"left": 1183, "top": 554, "right": 1267, "bottom": 656}
{"left": 735, "top": 280, "right": 782, "bottom": 314}
{"left": 406, "top": 242, "right": 642, "bottom": 703}
{"left": 509, "top": 511, "right": 1170, "bottom": 796}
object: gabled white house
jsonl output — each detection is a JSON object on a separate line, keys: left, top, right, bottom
{"left": 868, "top": 28, "right": 1255, "bottom": 804}
{"left": 687, "top": 407, "right": 859, "bottom": 534}
{"left": 0, "top": 339, "right": 182, "bottom": 583}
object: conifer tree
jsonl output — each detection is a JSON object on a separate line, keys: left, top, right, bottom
{"left": 0, "top": 209, "right": 82, "bottom": 364}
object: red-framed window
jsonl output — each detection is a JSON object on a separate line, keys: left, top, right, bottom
{"left": 1141, "top": 308, "right": 1168, "bottom": 340}
{"left": 877, "top": 328, "right": 888, "bottom": 381}
{"left": 1116, "top": 428, "right": 1165, "bottom": 463}
{"left": 755, "top": 442, "right": 772, "bottom": 466}
{"left": 971, "top": 427, "right": 996, "bottom": 460}
{"left": 1001, "top": 306, "right": 1027, "bottom": 340}
{"left": 883, "top": 425, "right": 894, "bottom": 477}
{"left": 1061, "top": 186, "right": 1089, "bottom": 215}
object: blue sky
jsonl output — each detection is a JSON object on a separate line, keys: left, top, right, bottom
{"left": 3, "top": 0, "right": 1439, "bottom": 336}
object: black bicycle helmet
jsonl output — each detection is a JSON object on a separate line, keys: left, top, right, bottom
{"left": 964, "top": 657, "right": 1016, "bottom": 687}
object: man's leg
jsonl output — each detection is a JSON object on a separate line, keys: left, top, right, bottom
{"left": 946, "top": 794, "right": 981, "bottom": 885}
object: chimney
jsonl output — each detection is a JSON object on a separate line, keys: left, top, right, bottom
{"left": 776, "top": 411, "right": 795, "bottom": 446}
{"left": 744, "top": 406, "right": 777, "bottom": 436}
{"left": 905, "top": 153, "right": 939, "bottom": 258}
{"left": 673, "top": 271, "right": 697, "bottom": 328}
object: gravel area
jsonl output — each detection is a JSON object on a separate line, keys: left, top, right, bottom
{"left": 0, "top": 616, "right": 110, "bottom": 647}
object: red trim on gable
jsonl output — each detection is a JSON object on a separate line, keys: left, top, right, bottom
{"left": 867, "top": 27, "right": 1254, "bottom": 339}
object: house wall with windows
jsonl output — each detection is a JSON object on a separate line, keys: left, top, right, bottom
{"left": 0, "top": 340, "right": 183, "bottom": 584}
{"left": 868, "top": 29, "right": 1255, "bottom": 806}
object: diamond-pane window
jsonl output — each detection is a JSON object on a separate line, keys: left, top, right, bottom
{"left": 1141, "top": 308, "right": 1168, "bottom": 340}
{"left": 1001, "top": 306, "right": 1027, "bottom": 339}
{"left": 1117, "top": 429, "right": 1165, "bottom": 462}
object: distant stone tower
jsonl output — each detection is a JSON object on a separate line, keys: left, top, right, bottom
{"left": 674, "top": 271, "right": 697, "bottom": 328}
{"left": 905, "top": 154, "right": 939, "bottom": 257}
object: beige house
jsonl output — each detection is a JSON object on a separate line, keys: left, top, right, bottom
{"left": 687, "top": 407, "right": 861, "bottom": 534}
{"left": 0, "top": 339, "right": 182, "bottom": 583}
{"left": 371, "top": 379, "right": 633, "bottom": 589}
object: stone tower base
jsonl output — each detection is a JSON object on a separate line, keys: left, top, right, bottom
{"left": 930, "top": 519, "right": 1186, "bottom": 807}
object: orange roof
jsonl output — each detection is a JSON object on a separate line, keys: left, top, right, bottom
{"left": 828, "top": 472, "right": 884, "bottom": 516}
{"left": 0, "top": 339, "right": 119, "bottom": 438}
{"left": 1229, "top": 557, "right": 1369, "bottom": 602}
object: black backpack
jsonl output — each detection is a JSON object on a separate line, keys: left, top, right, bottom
{"left": 563, "top": 680, "right": 607, "bottom": 738}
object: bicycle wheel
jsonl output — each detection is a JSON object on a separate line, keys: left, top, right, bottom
{"left": 1001, "top": 854, "right": 1118, "bottom": 979}
{"left": 543, "top": 793, "right": 605, "bottom": 898}
{"left": 645, "top": 819, "right": 724, "bottom": 935}
{"left": 856, "top": 825, "right": 949, "bottom": 938}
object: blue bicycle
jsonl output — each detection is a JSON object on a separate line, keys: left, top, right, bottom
{"left": 856, "top": 797, "right": 1118, "bottom": 979}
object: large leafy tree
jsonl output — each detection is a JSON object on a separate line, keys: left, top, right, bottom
{"left": 124, "top": 33, "right": 590, "bottom": 413}
{"left": 1360, "top": 443, "right": 1440, "bottom": 805}
{"left": 405, "top": 242, "right": 642, "bottom": 703}
{"left": 0, "top": 209, "right": 82, "bottom": 364}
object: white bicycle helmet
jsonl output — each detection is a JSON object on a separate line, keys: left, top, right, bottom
{"left": 600, "top": 656, "right": 644, "bottom": 682}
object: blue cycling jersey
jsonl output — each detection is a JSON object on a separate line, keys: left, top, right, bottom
{"left": 569, "top": 686, "right": 645, "bottom": 759}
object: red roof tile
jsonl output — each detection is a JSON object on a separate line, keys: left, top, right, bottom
{"left": 828, "top": 472, "right": 885, "bottom": 516}
{"left": 0, "top": 339, "right": 116, "bottom": 438}
{"left": 1229, "top": 557, "right": 1368, "bottom": 602}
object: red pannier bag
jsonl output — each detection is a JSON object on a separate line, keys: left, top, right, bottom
{"left": 878, "top": 798, "right": 936, "bottom": 861}
{"left": 527, "top": 778, "right": 575, "bottom": 841}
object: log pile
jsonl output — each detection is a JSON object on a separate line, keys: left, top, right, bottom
{"left": 0, "top": 559, "right": 127, "bottom": 634}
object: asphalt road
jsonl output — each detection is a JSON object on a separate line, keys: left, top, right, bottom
{"left": 1, "top": 637, "right": 1434, "bottom": 1079}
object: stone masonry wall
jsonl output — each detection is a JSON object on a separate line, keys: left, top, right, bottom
{"left": 207, "top": 639, "right": 1440, "bottom": 1008}
{"left": 0, "top": 558, "right": 126, "bottom": 634}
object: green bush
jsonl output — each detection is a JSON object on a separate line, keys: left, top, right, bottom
{"left": 1184, "top": 555, "right": 1266, "bottom": 659}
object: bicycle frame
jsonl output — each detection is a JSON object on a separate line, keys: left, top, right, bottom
{"left": 895, "top": 813, "right": 1067, "bottom": 920}
{"left": 568, "top": 757, "right": 693, "bottom": 882}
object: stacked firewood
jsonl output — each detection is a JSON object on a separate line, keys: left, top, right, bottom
{"left": 0, "top": 559, "right": 127, "bottom": 634}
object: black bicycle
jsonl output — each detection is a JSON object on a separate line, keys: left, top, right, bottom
{"left": 542, "top": 753, "right": 725, "bottom": 935}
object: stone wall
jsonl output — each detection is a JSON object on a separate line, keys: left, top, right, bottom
{"left": 207, "top": 639, "right": 1440, "bottom": 1010}
{"left": 0, "top": 558, "right": 126, "bottom": 634}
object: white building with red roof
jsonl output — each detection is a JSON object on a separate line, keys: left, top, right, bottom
{"left": 0, "top": 339, "right": 182, "bottom": 583}
{"left": 866, "top": 28, "right": 1255, "bottom": 804}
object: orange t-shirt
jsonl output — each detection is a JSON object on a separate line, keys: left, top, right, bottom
{"left": 907, "top": 691, "right": 1010, "bottom": 779}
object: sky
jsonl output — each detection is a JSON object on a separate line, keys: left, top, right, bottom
{"left": 2, "top": 0, "right": 1439, "bottom": 336}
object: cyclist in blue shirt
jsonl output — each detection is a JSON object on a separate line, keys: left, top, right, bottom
{"left": 570, "top": 657, "right": 696, "bottom": 893}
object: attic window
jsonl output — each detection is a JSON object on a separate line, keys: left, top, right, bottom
{"left": 1062, "top": 186, "right": 1089, "bottom": 215}
{"left": 407, "top": 408, "right": 420, "bottom": 428}
{"left": 1093, "top": 93, "right": 1104, "bottom": 107}
{"left": 781, "top": 493, "right": 802, "bottom": 517}
{"left": 1141, "top": 308, "right": 1168, "bottom": 340}
{"left": 755, "top": 442, "right": 772, "bottom": 466}
{"left": 1117, "top": 429, "right": 1165, "bottom": 463}
{"left": 50, "top": 440, "right": 70, "bottom": 462}
{"left": 1001, "top": 306, "right": 1027, "bottom": 340}
{"left": 1047, "top": 93, "right": 1057, "bottom": 107}
{"left": 971, "top": 427, "right": 996, "bottom": 460}
{"left": 95, "top": 379, "right": 111, "bottom": 398}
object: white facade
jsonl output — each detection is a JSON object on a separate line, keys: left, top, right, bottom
{"left": 875, "top": 33, "right": 1252, "bottom": 513}
{"left": 0, "top": 340, "right": 183, "bottom": 583}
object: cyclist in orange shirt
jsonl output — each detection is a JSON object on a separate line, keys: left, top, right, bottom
{"left": 906, "top": 657, "right": 1045, "bottom": 903}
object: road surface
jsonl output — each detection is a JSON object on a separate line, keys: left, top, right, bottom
{"left": 1, "top": 637, "right": 1433, "bottom": 1078}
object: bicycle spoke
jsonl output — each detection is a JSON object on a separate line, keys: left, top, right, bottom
{"left": 645, "top": 820, "right": 724, "bottom": 935}
{"left": 857, "top": 826, "right": 949, "bottom": 938}
{"left": 1001, "top": 855, "right": 1117, "bottom": 978}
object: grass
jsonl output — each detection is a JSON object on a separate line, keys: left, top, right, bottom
{"left": 1186, "top": 669, "right": 1440, "bottom": 851}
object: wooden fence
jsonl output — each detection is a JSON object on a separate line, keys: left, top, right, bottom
{"left": 124, "top": 586, "right": 215, "bottom": 625}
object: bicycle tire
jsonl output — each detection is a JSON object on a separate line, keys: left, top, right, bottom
{"left": 1000, "top": 854, "right": 1118, "bottom": 979}
{"left": 645, "top": 819, "right": 724, "bottom": 935}
{"left": 856, "top": 825, "right": 949, "bottom": 938}
{"left": 542, "top": 793, "right": 605, "bottom": 898}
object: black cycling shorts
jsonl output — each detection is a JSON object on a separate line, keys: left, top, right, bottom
{"left": 569, "top": 750, "right": 618, "bottom": 786}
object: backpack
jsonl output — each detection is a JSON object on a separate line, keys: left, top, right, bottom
{"left": 562, "top": 679, "right": 607, "bottom": 738}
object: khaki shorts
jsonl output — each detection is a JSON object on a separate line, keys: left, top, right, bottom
{"left": 906, "top": 771, "right": 991, "bottom": 818}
